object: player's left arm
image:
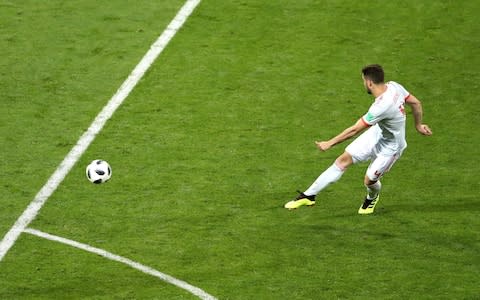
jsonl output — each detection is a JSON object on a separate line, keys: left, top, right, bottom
{"left": 405, "top": 94, "right": 433, "bottom": 136}
{"left": 315, "top": 118, "right": 370, "bottom": 151}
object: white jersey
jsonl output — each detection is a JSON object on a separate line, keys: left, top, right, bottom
{"left": 360, "top": 81, "right": 410, "bottom": 155}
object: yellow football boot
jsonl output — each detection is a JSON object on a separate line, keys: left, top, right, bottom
{"left": 358, "top": 196, "right": 380, "bottom": 214}
{"left": 284, "top": 191, "right": 316, "bottom": 210}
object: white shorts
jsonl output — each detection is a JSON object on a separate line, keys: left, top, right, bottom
{"left": 345, "top": 127, "right": 403, "bottom": 181}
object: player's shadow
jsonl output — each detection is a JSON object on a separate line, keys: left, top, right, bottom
{"left": 384, "top": 198, "right": 479, "bottom": 214}
{"left": 265, "top": 192, "right": 479, "bottom": 216}
{"left": 296, "top": 223, "right": 398, "bottom": 241}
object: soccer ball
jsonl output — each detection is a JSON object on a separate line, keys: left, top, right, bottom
{"left": 86, "top": 160, "right": 112, "bottom": 184}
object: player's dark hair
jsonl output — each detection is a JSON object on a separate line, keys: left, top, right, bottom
{"left": 362, "top": 64, "right": 384, "bottom": 84}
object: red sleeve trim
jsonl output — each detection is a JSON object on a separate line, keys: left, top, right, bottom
{"left": 405, "top": 94, "right": 411, "bottom": 100}
{"left": 360, "top": 117, "right": 372, "bottom": 127}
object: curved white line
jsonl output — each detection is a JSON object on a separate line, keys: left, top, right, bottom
{"left": 0, "top": 0, "right": 202, "bottom": 262}
{"left": 24, "top": 228, "right": 217, "bottom": 300}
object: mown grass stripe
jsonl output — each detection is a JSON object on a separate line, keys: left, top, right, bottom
{"left": 0, "top": 0, "right": 201, "bottom": 262}
{"left": 24, "top": 228, "right": 217, "bottom": 300}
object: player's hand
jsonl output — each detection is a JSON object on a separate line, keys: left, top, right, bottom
{"left": 315, "top": 141, "right": 331, "bottom": 151}
{"left": 416, "top": 124, "right": 432, "bottom": 136}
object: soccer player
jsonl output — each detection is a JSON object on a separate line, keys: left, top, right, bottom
{"left": 284, "top": 64, "right": 432, "bottom": 214}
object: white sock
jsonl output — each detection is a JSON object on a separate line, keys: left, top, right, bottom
{"left": 304, "top": 163, "right": 345, "bottom": 196}
{"left": 365, "top": 181, "right": 382, "bottom": 200}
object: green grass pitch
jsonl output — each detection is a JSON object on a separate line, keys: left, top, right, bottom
{"left": 1, "top": 0, "right": 479, "bottom": 299}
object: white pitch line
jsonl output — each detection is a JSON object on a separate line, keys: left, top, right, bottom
{"left": 24, "top": 228, "right": 217, "bottom": 300}
{"left": 0, "top": 0, "right": 201, "bottom": 261}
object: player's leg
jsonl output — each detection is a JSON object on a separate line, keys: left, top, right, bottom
{"left": 284, "top": 153, "right": 352, "bottom": 210}
{"left": 358, "top": 176, "right": 382, "bottom": 215}
{"left": 304, "top": 152, "right": 353, "bottom": 196}
{"left": 284, "top": 127, "right": 378, "bottom": 210}
{"left": 304, "top": 127, "right": 378, "bottom": 197}
{"left": 358, "top": 153, "right": 400, "bottom": 214}
{"left": 365, "top": 177, "right": 382, "bottom": 201}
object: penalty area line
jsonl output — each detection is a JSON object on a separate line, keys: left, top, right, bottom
{"left": 24, "top": 228, "right": 217, "bottom": 300}
{"left": 0, "top": 0, "right": 202, "bottom": 261}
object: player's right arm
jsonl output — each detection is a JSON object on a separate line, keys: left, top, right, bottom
{"left": 315, "top": 118, "right": 370, "bottom": 151}
{"left": 405, "top": 94, "right": 432, "bottom": 136}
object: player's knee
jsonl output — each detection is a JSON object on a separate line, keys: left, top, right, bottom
{"left": 364, "top": 174, "right": 378, "bottom": 186}
{"left": 335, "top": 152, "right": 353, "bottom": 170}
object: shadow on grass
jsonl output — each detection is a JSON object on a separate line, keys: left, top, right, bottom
{"left": 383, "top": 198, "right": 480, "bottom": 214}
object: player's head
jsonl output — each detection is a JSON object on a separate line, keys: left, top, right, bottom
{"left": 362, "top": 64, "right": 384, "bottom": 94}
